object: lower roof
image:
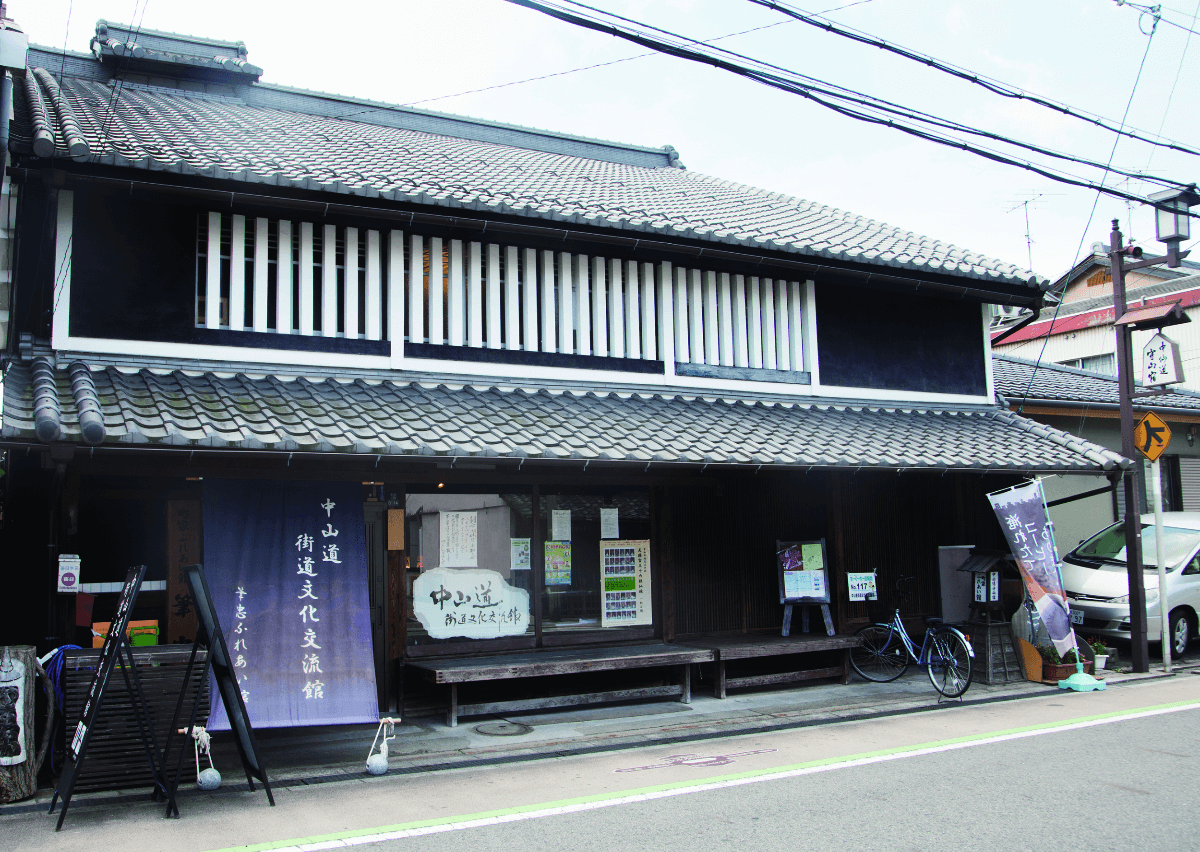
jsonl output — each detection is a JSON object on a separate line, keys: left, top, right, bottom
{"left": 1, "top": 360, "right": 1129, "bottom": 474}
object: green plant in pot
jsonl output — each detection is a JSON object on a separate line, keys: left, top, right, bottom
{"left": 1035, "top": 644, "right": 1092, "bottom": 680}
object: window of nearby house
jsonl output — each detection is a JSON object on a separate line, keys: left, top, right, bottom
{"left": 1057, "top": 353, "right": 1116, "bottom": 376}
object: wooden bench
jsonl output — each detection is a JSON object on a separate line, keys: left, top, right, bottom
{"left": 407, "top": 643, "right": 714, "bottom": 727}
{"left": 678, "top": 634, "right": 862, "bottom": 699}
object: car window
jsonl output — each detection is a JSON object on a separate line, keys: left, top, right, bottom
{"left": 1073, "top": 523, "right": 1200, "bottom": 569}
{"left": 1184, "top": 556, "right": 1200, "bottom": 576}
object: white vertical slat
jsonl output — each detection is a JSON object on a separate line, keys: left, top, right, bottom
{"left": 541, "top": 250, "right": 556, "bottom": 353}
{"left": 747, "top": 276, "right": 763, "bottom": 369}
{"left": 205, "top": 211, "right": 222, "bottom": 329}
{"left": 775, "top": 280, "right": 791, "bottom": 371}
{"left": 592, "top": 256, "right": 608, "bottom": 358}
{"left": 505, "top": 245, "right": 520, "bottom": 350}
{"left": 228, "top": 214, "right": 246, "bottom": 331}
{"left": 762, "top": 278, "right": 777, "bottom": 370}
{"left": 788, "top": 280, "right": 804, "bottom": 373}
{"left": 625, "top": 260, "right": 640, "bottom": 360}
{"left": 717, "top": 272, "right": 733, "bottom": 367}
{"left": 608, "top": 258, "right": 624, "bottom": 359}
{"left": 428, "top": 237, "right": 444, "bottom": 345}
{"left": 641, "top": 262, "right": 656, "bottom": 360}
{"left": 674, "top": 267, "right": 690, "bottom": 364}
{"left": 50, "top": 190, "right": 73, "bottom": 347}
{"left": 299, "top": 222, "right": 315, "bottom": 336}
{"left": 523, "top": 247, "right": 539, "bottom": 351}
{"left": 408, "top": 234, "right": 424, "bottom": 344}
{"left": 344, "top": 227, "right": 359, "bottom": 339}
{"left": 322, "top": 224, "right": 337, "bottom": 337}
{"left": 732, "top": 274, "right": 748, "bottom": 367}
{"left": 487, "top": 244, "right": 501, "bottom": 349}
{"left": 804, "top": 279, "right": 820, "bottom": 384}
{"left": 559, "top": 251, "right": 574, "bottom": 353}
{"left": 387, "top": 230, "right": 405, "bottom": 347}
{"left": 689, "top": 269, "right": 704, "bottom": 364}
{"left": 252, "top": 218, "right": 269, "bottom": 333}
{"left": 364, "top": 230, "right": 381, "bottom": 340}
{"left": 448, "top": 239, "right": 465, "bottom": 347}
{"left": 657, "top": 261, "right": 674, "bottom": 372}
{"left": 468, "top": 242, "right": 483, "bottom": 348}
{"left": 575, "top": 254, "right": 591, "bottom": 356}
{"left": 276, "top": 220, "right": 293, "bottom": 334}
{"left": 704, "top": 270, "right": 719, "bottom": 366}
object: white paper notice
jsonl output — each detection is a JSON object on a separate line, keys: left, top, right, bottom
{"left": 600, "top": 507, "right": 619, "bottom": 539}
{"left": 439, "top": 511, "right": 478, "bottom": 568}
{"left": 510, "top": 538, "right": 531, "bottom": 571}
{"left": 551, "top": 509, "right": 572, "bottom": 541}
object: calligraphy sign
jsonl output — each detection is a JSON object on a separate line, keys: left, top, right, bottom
{"left": 1142, "top": 332, "right": 1184, "bottom": 387}
{"left": 412, "top": 568, "right": 530, "bottom": 639}
{"left": 203, "top": 480, "right": 378, "bottom": 729}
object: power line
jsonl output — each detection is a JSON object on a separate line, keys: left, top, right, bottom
{"left": 747, "top": 0, "right": 1200, "bottom": 157}
{"left": 1144, "top": 0, "right": 1199, "bottom": 176}
{"left": 503, "top": 0, "right": 1197, "bottom": 211}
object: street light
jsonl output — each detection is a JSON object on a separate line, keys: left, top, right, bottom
{"left": 1109, "top": 185, "right": 1198, "bottom": 673}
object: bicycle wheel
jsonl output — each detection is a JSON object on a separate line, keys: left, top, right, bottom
{"left": 849, "top": 624, "right": 910, "bottom": 682}
{"left": 926, "top": 631, "right": 973, "bottom": 698}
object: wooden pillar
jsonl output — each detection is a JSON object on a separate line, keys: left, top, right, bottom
{"left": 654, "top": 485, "right": 676, "bottom": 642}
{"left": 166, "top": 501, "right": 202, "bottom": 645}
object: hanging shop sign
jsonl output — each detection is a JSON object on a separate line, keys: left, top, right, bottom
{"left": 412, "top": 567, "right": 530, "bottom": 639}
{"left": 1142, "top": 332, "right": 1184, "bottom": 387}
{"left": 202, "top": 480, "right": 378, "bottom": 730}
{"left": 601, "top": 540, "right": 652, "bottom": 627}
{"left": 57, "top": 554, "right": 81, "bottom": 593}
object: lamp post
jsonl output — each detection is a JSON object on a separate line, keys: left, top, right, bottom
{"left": 1109, "top": 184, "right": 1198, "bottom": 673}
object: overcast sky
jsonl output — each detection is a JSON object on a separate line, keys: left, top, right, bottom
{"left": 17, "top": 0, "right": 1200, "bottom": 282}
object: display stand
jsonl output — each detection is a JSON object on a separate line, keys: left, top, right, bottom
{"left": 49, "top": 565, "right": 168, "bottom": 830}
{"left": 160, "top": 563, "right": 274, "bottom": 817}
{"left": 777, "top": 540, "right": 835, "bottom": 637}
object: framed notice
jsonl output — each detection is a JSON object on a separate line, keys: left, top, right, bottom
{"left": 440, "top": 511, "right": 478, "bottom": 568}
{"left": 545, "top": 541, "right": 572, "bottom": 585}
{"left": 600, "top": 540, "right": 652, "bottom": 627}
{"left": 777, "top": 540, "right": 831, "bottom": 604}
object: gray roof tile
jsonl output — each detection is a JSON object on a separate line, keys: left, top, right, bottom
{"left": 993, "top": 354, "right": 1200, "bottom": 412}
{"left": 2, "top": 362, "right": 1129, "bottom": 473}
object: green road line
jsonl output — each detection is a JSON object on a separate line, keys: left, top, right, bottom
{"left": 207, "top": 698, "right": 1200, "bottom": 852}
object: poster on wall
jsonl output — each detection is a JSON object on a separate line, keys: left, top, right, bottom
{"left": 551, "top": 510, "right": 572, "bottom": 541}
{"left": 777, "top": 540, "right": 831, "bottom": 604}
{"left": 440, "top": 511, "right": 479, "bottom": 568}
{"left": 413, "top": 568, "right": 530, "bottom": 639}
{"left": 202, "top": 480, "right": 378, "bottom": 730}
{"left": 600, "top": 508, "right": 619, "bottom": 540}
{"left": 601, "top": 540, "right": 652, "bottom": 627}
{"left": 510, "top": 538, "right": 531, "bottom": 571}
{"left": 545, "top": 541, "right": 573, "bottom": 585}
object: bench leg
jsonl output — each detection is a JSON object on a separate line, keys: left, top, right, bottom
{"left": 447, "top": 684, "right": 458, "bottom": 728}
{"left": 680, "top": 664, "right": 692, "bottom": 704}
{"left": 715, "top": 660, "right": 726, "bottom": 699}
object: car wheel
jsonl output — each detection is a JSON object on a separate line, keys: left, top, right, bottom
{"left": 1169, "top": 609, "right": 1192, "bottom": 658}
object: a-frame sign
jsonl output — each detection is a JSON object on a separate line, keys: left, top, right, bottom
{"left": 49, "top": 564, "right": 169, "bottom": 830}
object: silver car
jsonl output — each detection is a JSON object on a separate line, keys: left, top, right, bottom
{"left": 1060, "top": 511, "right": 1200, "bottom": 657}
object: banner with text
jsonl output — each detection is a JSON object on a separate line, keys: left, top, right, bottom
{"left": 987, "top": 480, "right": 1074, "bottom": 657}
{"left": 203, "top": 480, "right": 378, "bottom": 729}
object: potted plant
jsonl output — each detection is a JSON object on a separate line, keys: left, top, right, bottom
{"left": 1036, "top": 644, "right": 1093, "bottom": 681}
{"left": 1089, "top": 638, "right": 1110, "bottom": 670}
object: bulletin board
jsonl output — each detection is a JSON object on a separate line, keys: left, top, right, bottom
{"left": 777, "top": 540, "right": 831, "bottom": 604}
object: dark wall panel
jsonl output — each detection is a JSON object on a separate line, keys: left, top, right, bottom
{"left": 815, "top": 283, "right": 987, "bottom": 395}
{"left": 70, "top": 190, "right": 197, "bottom": 342}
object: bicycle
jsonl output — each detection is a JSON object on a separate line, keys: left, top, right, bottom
{"left": 848, "top": 577, "right": 975, "bottom": 698}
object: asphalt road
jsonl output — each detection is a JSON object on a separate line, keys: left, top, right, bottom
{"left": 6, "top": 676, "right": 1199, "bottom": 852}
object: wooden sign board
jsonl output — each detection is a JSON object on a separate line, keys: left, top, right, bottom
{"left": 777, "top": 540, "right": 831, "bottom": 604}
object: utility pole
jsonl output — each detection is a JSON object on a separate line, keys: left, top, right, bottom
{"left": 1108, "top": 185, "right": 1199, "bottom": 672}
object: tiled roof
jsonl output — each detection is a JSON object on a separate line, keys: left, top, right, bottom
{"left": 11, "top": 62, "right": 1042, "bottom": 290}
{"left": 1, "top": 361, "right": 1128, "bottom": 472}
{"left": 993, "top": 354, "right": 1200, "bottom": 412}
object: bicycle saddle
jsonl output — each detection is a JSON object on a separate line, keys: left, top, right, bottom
{"left": 922, "top": 617, "right": 943, "bottom": 626}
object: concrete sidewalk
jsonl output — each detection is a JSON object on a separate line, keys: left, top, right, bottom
{"left": 4, "top": 658, "right": 1196, "bottom": 819}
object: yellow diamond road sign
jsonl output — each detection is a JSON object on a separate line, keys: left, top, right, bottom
{"left": 1134, "top": 411, "right": 1171, "bottom": 461}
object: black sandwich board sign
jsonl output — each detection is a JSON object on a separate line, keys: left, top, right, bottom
{"left": 777, "top": 540, "right": 835, "bottom": 637}
{"left": 159, "top": 563, "right": 273, "bottom": 816}
{"left": 50, "top": 564, "right": 169, "bottom": 830}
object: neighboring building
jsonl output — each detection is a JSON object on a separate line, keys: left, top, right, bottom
{"left": 993, "top": 353, "right": 1200, "bottom": 554}
{"left": 0, "top": 22, "right": 1126, "bottom": 729}
{"left": 993, "top": 247, "right": 1200, "bottom": 388}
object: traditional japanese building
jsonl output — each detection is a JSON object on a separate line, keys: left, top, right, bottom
{"left": 0, "top": 20, "right": 1128, "bottom": 748}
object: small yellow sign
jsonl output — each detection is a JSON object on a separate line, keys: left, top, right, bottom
{"left": 1134, "top": 411, "right": 1171, "bottom": 461}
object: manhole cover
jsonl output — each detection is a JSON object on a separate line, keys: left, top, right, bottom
{"left": 473, "top": 721, "right": 533, "bottom": 736}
